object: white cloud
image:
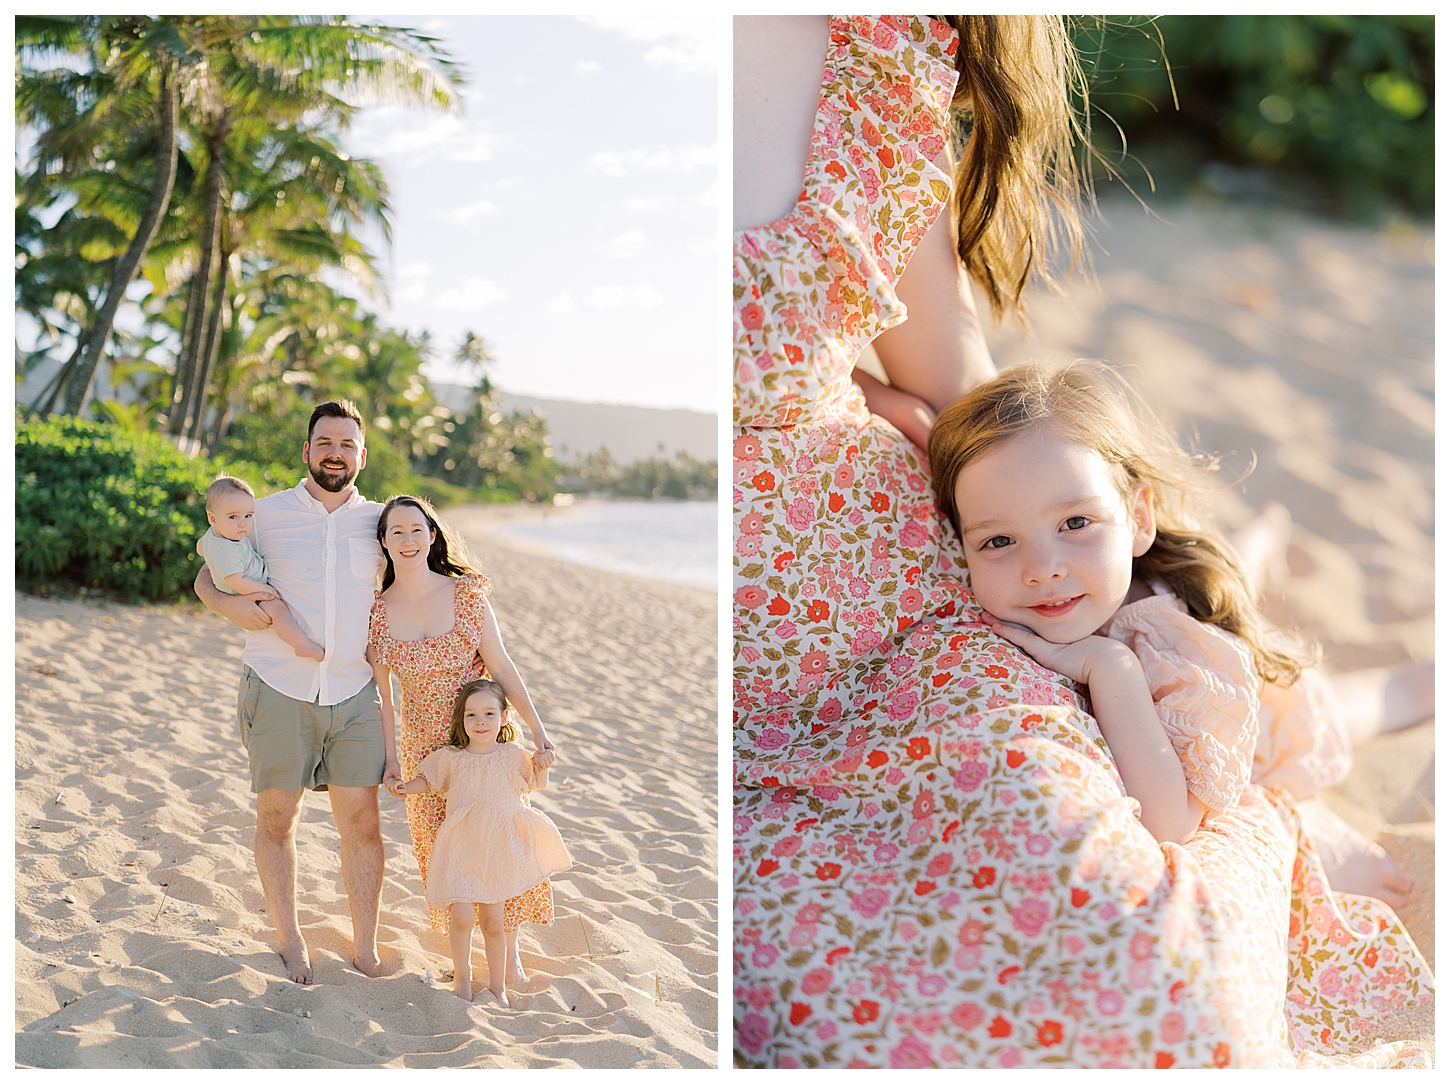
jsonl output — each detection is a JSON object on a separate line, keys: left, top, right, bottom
{"left": 350, "top": 110, "right": 495, "bottom": 163}
{"left": 697, "top": 179, "right": 718, "bottom": 207}
{"left": 431, "top": 277, "right": 506, "bottom": 311}
{"left": 625, "top": 196, "right": 665, "bottom": 212}
{"left": 399, "top": 262, "right": 431, "bottom": 280}
{"left": 607, "top": 231, "right": 647, "bottom": 259}
{"left": 577, "top": 14, "right": 717, "bottom": 75}
{"left": 586, "top": 144, "right": 716, "bottom": 177}
{"left": 585, "top": 284, "right": 662, "bottom": 311}
{"left": 450, "top": 199, "right": 502, "bottom": 224}
{"left": 576, "top": 60, "right": 603, "bottom": 76}
{"left": 547, "top": 292, "right": 576, "bottom": 315}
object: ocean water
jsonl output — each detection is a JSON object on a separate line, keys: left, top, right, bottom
{"left": 489, "top": 500, "right": 718, "bottom": 591}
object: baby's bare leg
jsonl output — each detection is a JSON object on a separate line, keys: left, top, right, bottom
{"left": 448, "top": 903, "right": 475, "bottom": 1002}
{"left": 256, "top": 597, "right": 325, "bottom": 660}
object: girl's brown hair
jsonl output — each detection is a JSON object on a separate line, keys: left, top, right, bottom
{"left": 932, "top": 15, "right": 1089, "bottom": 323}
{"left": 448, "top": 678, "right": 515, "bottom": 748}
{"left": 927, "top": 361, "right": 1316, "bottom": 685}
{"left": 377, "top": 494, "right": 479, "bottom": 592}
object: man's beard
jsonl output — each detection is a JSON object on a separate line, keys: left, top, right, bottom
{"left": 309, "top": 459, "right": 358, "bottom": 493}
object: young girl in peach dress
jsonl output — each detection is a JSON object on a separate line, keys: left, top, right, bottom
{"left": 367, "top": 496, "right": 557, "bottom": 982}
{"left": 393, "top": 678, "right": 570, "bottom": 1005}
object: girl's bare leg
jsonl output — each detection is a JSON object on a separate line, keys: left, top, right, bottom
{"left": 505, "top": 926, "right": 526, "bottom": 983}
{"left": 479, "top": 903, "right": 509, "bottom": 1007}
{"left": 257, "top": 597, "right": 325, "bottom": 661}
{"left": 447, "top": 903, "right": 475, "bottom": 1002}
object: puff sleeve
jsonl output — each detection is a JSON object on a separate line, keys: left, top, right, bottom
{"left": 417, "top": 747, "right": 452, "bottom": 795}
{"left": 366, "top": 593, "right": 390, "bottom": 666}
{"left": 1102, "top": 595, "right": 1260, "bottom": 816}
{"left": 452, "top": 572, "right": 494, "bottom": 650}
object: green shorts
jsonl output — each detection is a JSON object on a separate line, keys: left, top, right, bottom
{"left": 236, "top": 666, "right": 385, "bottom": 793}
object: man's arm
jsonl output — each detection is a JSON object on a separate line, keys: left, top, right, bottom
{"left": 196, "top": 565, "right": 274, "bottom": 631}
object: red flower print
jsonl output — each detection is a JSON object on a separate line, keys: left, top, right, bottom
{"left": 757, "top": 859, "right": 779, "bottom": 876}
{"left": 816, "top": 862, "right": 842, "bottom": 880}
{"left": 1364, "top": 947, "right": 1379, "bottom": 967}
{"left": 972, "top": 866, "right": 995, "bottom": 889}
{"left": 784, "top": 343, "right": 804, "bottom": 364}
{"left": 867, "top": 750, "right": 888, "bottom": 768}
{"left": 806, "top": 600, "right": 831, "bottom": 622}
{"left": 826, "top": 946, "right": 850, "bottom": 965}
{"left": 767, "top": 594, "right": 790, "bottom": 616}
{"left": 911, "top": 791, "right": 933, "bottom": 818}
{"left": 914, "top": 879, "right": 936, "bottom": 896}
{"left": 1168, "top": 980, "right": 1186, "bottom": 1004}
{"left": 800, "top": 649, "right": 828, "bottom": 675}
{"left": 1288, "top": 914, "right": 1300, "bottom": 938}
{"left": 997, "top": 966, "right": 1019, "bottom": 984}
{"left": 828, "top": 492, "right": 846, "bottom": 513}
{"left": 752, "top": 470, "right": 776, "bottom": 492}
{"left": 741, "top": 303, "right": 764, "bottom": 330}
{"left": 735, "top": 586, "right": 768, "bottom": 609}
{"left": 789, "top": 1002, "right": 811, "bottom": 1026}
{"left": 818, "top": 698, "right": 843, "bottom": 723}
{"left": 854, "top": 1000, "right": 880, "bottom": 1024}
{"left": 987, "top": 1015, "right": 1012, "bottom": 1038}
{"left": 942, "top": 819, "right": 960, "bottom": 842}
{"left": 950, "top": 1003, "right": 984, "bottom": 1029}
{"left": 825, "top": 160, "right": 847, "bottom": 181}
{"left": 984, "top": 665, "right": 1008, "bottom": 679}
{"left": 1005, "top": 749, "right": 1026, "bottom": 769}
{"left": 1155, "top": 1052, "right": 1175, "bottom": 1068}
{"left": 1037, "top": 1020, "right": 1063, "bottom": 1047}
{"left": 1319, "top": 1028, "right": 1332, "bottom": 1045}
{"left": 1213, "top": 1044, "right": 1231, "bottom": 1068}
{"left": 877, "top": 146, "right": 895, "bottom": 170}
{"left": 870, "top": 491, "right": 890, "bottom": 512}
{"left": 906, "top": 737, "right": 931, "bottom": 760}
{"left": 926, "top": 852, "right": 952, "bottom": 877}
{"left": 773, "top": 550, "right": 796, "bottom": 571}
{"left": 1071, "top": 888, "right": 1090, "bottom": 907}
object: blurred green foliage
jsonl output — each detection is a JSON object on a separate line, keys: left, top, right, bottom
{"left": 560, "top": 448, "right": 718, "bottom": 501}
{"left": 17, "top": 415, "right": 267, "bottom": 600}
{"left": 1076, "top": 15, "right": 1433, "bottom": 218}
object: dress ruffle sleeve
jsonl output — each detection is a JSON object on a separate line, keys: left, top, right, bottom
{"left": 734, "top": 15, "right": 961, "bottom": 428}
{"left": 453, "top": 572, "right": 494, "bottom": 649}
{"left": 366, "top": 593, "right": 390, "bottom": 666}
{"left": 417, "top": 746, "right": 452, "bottom": 794}
{"left": 1102, "top": 595, "right": 1260, "bottom": 815}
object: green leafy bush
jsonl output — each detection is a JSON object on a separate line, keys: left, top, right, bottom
{"left": 1077, "top": 15, "right": 1433, "bottom": 218}
{"left": 17, "top": 416, "right": 268, "bottom": 600}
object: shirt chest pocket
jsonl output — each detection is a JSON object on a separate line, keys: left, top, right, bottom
{"left": 348, "top": 537, "right": 385, "bottom": 585}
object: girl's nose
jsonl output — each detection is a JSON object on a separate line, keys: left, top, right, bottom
{"left": 1021, "top": 543, "right": 1067, "bottom": 585}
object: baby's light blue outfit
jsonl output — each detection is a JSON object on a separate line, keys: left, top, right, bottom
{"left": 200, "top": 529, "right": 270, "bottom": 595}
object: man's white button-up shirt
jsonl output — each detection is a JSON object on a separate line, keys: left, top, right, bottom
{"left": 243, "top": 479, "right": 385, "bottom": 705}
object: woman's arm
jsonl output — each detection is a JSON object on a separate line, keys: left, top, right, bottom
{"left": 476, "top": 598, "right": 555, "bottom": 754}
{"left": 986, "top": 619, "right": 1206, "bottom": 844}
{"left": 367, "top": 646, "right": 401, "bottom": 791}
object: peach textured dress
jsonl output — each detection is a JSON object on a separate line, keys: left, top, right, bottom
{"left": 732, "top": 15, "right": 1430, "bottom": 1069}
{"left": 368, "top": 572, "right": 553, "bottom": 932}
{"left": 418, "top": 742, "right": 571, "bottom": 911}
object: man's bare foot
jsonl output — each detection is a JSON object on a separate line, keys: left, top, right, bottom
{"left": 452, "top": 976, "right": 474, "bottom": 1002}
{"left": 489, "top": 986, "right": 511, "bottom": 1008}
{"left": 353, "top": 950, "right": 382, "bottom": 978}
{"left": 280, "top": 939, "right": 313, "bottom": 985}
{"left": 1298, "top": 797, "right": 1414, "bottom": 911}
{"left": 296, "top": 641, "right": 326, "bottom": 661}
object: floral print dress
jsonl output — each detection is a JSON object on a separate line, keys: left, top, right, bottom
{"left": 732, "top": 15, "right": 1431, "bottom": 1069}
{"left": 368, "top": 572, "right": 553, "bottom": 933}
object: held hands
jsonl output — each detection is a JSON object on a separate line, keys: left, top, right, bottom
{"left": 382, "top": 758, "right": 403, "bottom": 797}
{"left": 983, "top": 614, "right": 1126, "bottom": 685}
{"left": 532, "top": 748, "right": 556, "bottom": 772}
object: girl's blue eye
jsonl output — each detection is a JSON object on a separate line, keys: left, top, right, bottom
{"left": 1064, "top": 516, "right": 1089, "bottom": 531}
{"left": 983, "top": 535, "right": 1013, "bottom": 550}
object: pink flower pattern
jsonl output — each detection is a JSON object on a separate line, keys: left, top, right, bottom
{"left": 732, "top": 15, "right": 1430, "bottom": 1071}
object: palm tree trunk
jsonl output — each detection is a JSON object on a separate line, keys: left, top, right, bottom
{"left": 185, "top": 245, "right": 231, "bottom": 445}
{"left": 170, "top": 128, "right": 227, "bottom": 437}
{"left": 63, "top": 59, "right": 179, "bottom": 416}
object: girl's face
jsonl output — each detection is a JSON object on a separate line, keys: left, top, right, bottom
{"left": 382, "top": 505, "right": 436, "bottom": 570}
{"left": 952, "top": 429, "right": 1155, "bottom": 644}
{"left": 461, "top": 691, "right": 505, "bottom": 748}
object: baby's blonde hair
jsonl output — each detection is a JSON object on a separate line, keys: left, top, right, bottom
{"left": 206, "top": 475, "right": 254, "bottom": 512}
{"left": 928, "top": 361, "right": 1315, "bottom": 685}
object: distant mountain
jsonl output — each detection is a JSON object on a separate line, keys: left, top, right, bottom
{"left": 431, "top": 383, "right": 718, "bottom": 465}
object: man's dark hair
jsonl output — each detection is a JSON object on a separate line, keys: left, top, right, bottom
{"left": 306, "top": 399, "right": 366, "bottom": 444}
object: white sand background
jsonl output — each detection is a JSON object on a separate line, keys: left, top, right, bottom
{"left": 15, "top": 515, "right": 718, "bottom": 1068}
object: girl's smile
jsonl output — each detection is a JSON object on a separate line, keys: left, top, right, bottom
{"left": 461, "top": 691, "right": 505, "bottom": 752}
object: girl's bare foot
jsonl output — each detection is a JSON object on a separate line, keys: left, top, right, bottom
{"left": 490, "top": 986, "right": 511, "bottom": 1008}
{"left": 452, "top": 975, "right": 473, "bottom": 1002}
{"left": 1298, "top": 797, "right": 1414, "bottom": 911}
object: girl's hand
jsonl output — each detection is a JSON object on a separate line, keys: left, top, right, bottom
{"left": 533, "top": 749, "right": 556, "bottom": 772}
{"left": 382, "top": 758, "right": 402, "bottom": 796}
{"left": 983, "top": 614, "right": 1127, "bottom": 685}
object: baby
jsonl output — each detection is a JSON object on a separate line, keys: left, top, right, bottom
{"left": 199, "top": 476, "right": 324, "bottom": 661}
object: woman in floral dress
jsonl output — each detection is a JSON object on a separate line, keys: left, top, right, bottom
{"left": 732, "top": 15, "right": 1430, "bottom": 1069}
{"left": 367, "top": 495, "right": 558, "bottom": 977}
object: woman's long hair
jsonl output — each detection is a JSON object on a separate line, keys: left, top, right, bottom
{"left": 927, "top": 361, "right": 1317, "bottom": 686}
{"left": 932, "top": 15, "right": 1090, "bottom": 324}
{"left": 376, "top": 495, "right": 479, "bottom": 592}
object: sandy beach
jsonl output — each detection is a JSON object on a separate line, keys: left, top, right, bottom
{"left": 980, "top": 197, "right": 1435, "bottom": 1018}
{"left": 15, "top": 511, "right": 718, "bottom": 1068}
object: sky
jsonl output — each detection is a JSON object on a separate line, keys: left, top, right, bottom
{"left": 339, "top": 14, "right": 720, "bottom": 413}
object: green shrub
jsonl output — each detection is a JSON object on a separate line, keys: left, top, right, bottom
{"left": 16, "top": 416, "right": 267, "bottom": 601}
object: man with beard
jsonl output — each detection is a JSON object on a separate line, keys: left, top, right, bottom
{"left": 195, "top": 399, "right": 387, "bottom": 985}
